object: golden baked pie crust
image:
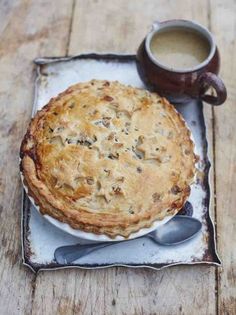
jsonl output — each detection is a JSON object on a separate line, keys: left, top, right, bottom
{"left": 20, "top": 80, "right": 197, "bottom": 238}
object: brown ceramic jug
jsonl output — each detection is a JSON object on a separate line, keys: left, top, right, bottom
{"left": 137, "top": 20, "right": 227, "bottom": 105}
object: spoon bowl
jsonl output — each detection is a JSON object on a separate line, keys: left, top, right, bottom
{"left": 148, "top": 215, "right": 202, "bottom": 245}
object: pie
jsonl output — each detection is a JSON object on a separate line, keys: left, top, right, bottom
{"left": 20, "top": 80, "right": 197, "bottom": 238}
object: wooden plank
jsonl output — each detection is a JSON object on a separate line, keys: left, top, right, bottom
{"left": 69, "top": 0, "right": 214, "bottom": 55}
{"left": 209, "top": 1, "right": 236, "bottom": 314}
{"left": 33, "top": 267, "right": 216, "bottom": 315}
{"left": 31, "top": 1, "right": 216, "bottom": 315}
{"left": 0, "top": 1, "right": 74, "bottom": 314}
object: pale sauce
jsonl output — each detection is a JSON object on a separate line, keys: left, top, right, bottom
{"left": 150, "top": 28, "right": 210, "bottom": 70}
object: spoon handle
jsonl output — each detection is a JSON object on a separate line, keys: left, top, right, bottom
{"left": 54, "top": 242, "right": 120, "bottom": 264}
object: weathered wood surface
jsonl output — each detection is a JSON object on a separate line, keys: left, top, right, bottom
{"left": 0, "top": 0, "right": 235, "bottom": 314}
{"left": 0, "top": 1, "right": 74, "bottom": 314}
{"left": 210, "top": 1, "right": 236, "bottom": 314}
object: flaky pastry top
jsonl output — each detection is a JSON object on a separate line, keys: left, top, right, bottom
{"left": 20, "top": 80, "right": 196, "bottom": 237}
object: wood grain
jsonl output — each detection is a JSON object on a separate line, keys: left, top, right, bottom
{"left": 32, "top": 266, "right": 217, "bottom": 315}
{"left": 0, "top": 1, "right": 73, "bottom": 314}
{"left": 31, "top": 1, "right": 216, "bottom": 315}
{"left": 1, "top": 0, "right": 235, "bottom": 314}
{"left": 209, "top": 0, "right": 236, "bottom": 314}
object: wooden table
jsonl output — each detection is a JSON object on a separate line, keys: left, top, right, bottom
{"left": 0, "top": 1, "right": 235, "bottom": 314}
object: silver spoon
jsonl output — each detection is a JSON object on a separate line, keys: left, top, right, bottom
{"left": 54, "top": 215, "right": 202, "bottom": 264}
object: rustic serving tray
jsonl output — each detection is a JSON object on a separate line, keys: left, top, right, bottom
{"left": 21, "top": 53, "right": 221, "bottom": 272}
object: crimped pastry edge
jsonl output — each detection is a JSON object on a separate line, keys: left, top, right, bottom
{"left": 20, "top": 81, "right": 197, "bottom": 238}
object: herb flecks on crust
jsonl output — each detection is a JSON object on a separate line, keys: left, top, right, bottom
{"left": 20, "top": 80, "right": 197, "bottom": 238}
